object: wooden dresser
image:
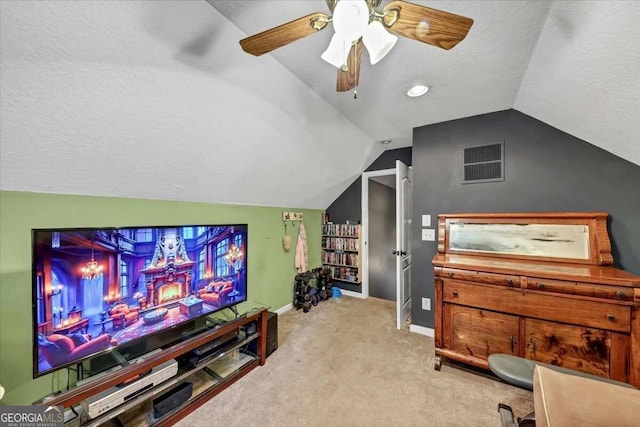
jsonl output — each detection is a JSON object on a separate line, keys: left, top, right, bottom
{"left": 432, "top": 212, "right": 640, "bottom": 387}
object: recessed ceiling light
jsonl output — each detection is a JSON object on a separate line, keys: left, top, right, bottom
{"left": 407, "top": 85, "right": 429, "bottom": 97}
{"left": 381, "top": 139, "right": 392, "bottom": 145}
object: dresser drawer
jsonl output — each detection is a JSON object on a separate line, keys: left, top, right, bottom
{"left": 444, "top": 304, "right": 520, "bottom": 359}
{"left": 442, "top": 280, "right": 631, "bottom": 332}
{"left": 441, "top": 268, "right": 519, "bottom": 287}
{"left": 526, "top": 277, "right": 633, "bottom": 301}
{"left": 524, "top": 318, "right": 610, "bottom": 378}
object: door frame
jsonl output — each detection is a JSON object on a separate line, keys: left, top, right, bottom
{"left": 360, "top": 167, "right": 397, "bottom": 300}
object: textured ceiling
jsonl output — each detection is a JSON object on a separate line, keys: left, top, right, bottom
{"left": 209, "top": 0, "right": 553, "bottom": 149}
{"left": 209, "top": 0, "right": 640, "bottom": 164}
{"left": 1, "top": 1, "right": 638, "bottom": 211}
{"left": 0, "top": 0, "right": 380, "bottom": 209}
{"left": 514, "top": 1, "right": 640, "bottom": 165}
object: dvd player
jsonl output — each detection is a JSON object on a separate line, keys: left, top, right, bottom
{"left": 82, "top": 358, "right": 178, "bottom": 419}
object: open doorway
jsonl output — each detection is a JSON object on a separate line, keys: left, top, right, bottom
{"left": 365, "top": 172, "right": 396, "bottom": 301}
{"left": 361, "top": 160, "right": 412, "bottom": 329}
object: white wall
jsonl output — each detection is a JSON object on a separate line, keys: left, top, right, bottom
{"left": 515, "top": 1, "right": 640, "bottom": 165}
{"left": 0, "top": 0, "right": 382, "bottom": 209}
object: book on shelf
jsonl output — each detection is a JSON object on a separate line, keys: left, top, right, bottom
{"left": 322, "top": 223, "right": 360, "bottom": 237}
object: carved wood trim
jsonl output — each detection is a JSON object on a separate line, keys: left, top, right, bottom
{"left": 437, "top": 212, "right": 612, "bottom": 266}
{"left": 437, "top": 218, "right": 446, "bottom": 254}
{"left": 594, "top": 215, "right": 613, "bottom": 265}
{"left": 630, "top": 307, "right": 640, "bottom": 387}
{"left": 434, "top": 275, "right": 443, "bottom": 348}
{"left": 609, "top": 332, "right": 630, "bottom": 382}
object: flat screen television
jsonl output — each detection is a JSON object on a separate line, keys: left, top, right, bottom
{"left": 32, "top": 224, "right": 248, "bottom": 378}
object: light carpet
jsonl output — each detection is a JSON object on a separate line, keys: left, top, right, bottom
{"left": 175, "top": 296, "right": 533, "bottom": 427}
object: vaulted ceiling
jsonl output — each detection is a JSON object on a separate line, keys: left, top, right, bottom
{"left": 1, "top": 1, "right": 638, "bottom": 210}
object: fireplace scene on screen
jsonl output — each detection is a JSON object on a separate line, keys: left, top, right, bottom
{"left": 33, "top": 225, "right": 247, "bottom": 375}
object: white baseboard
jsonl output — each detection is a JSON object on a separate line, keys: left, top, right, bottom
{"left": 338, "top": 289, "right": 366, "bottom": 299}
{"left": 409, "top": 324, "right": 434, "bottom": 337}
{"left": 274, "top": 303, "right": 293, "bottom": 315}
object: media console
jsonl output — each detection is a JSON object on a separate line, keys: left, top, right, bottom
{"left": 42, "top": 306, "right": 269, "bottom": 426}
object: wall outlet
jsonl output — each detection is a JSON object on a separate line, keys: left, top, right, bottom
{"left": 422, "top": 214, "right": 431, "bottom": 227}
{"left": 422, "top": 297, "right": 431, "bottom": 311}
{"left": 422, "top": 229, "right": 435, "bottom": 241}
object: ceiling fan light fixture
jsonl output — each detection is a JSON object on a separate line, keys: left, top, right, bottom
{"left": 321, "top": 34, "right": 351, "bottom": 70}
{"left": 363, "top": 21, "right": 398, "bottom": 65}
{"left": 236, "top": 0, "right": 474, "bottom": 94}
{"left": 332, "top": 0, "right": 369, "bottom": 42}
{"left": 407, "top": 84, "right": 429, "bottom": 97}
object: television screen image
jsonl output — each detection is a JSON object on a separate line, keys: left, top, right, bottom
{"left": 32, "top": 224, "right": 248, "bottom": 377}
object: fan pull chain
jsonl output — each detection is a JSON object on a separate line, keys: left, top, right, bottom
{"left": 354, "top": 89, "right": 357, "bottom": 99}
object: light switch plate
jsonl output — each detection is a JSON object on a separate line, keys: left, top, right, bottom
{"left": 422, "top": 214, "right": 431, "bottom": 227}
{"left": 422, "top": 229, "right": 435, "bottom": 241}
{"left": 422, "top": 298, "right": 431, "bottom": 311}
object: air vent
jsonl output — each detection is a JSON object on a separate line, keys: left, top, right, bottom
{"left": 462, "top": 142, "right": 504, "bottom": 184}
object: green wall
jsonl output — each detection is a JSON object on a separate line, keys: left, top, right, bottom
{"left": 0, "top": 190, "right": 322, "bottom": 405}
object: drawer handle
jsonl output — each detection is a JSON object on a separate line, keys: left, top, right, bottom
{"left": 607, "top": 314, "right": 616, "bottom": 321}
{"left": 506, "top": 279, "right": 514, "bottom": 285}
{"left": 536, "top": 283, "right": 545, "bottom": 289}
{"left": 529, "top": 338, "right": 536, "bottom": 356}
{"left": 452, "top": 291, "right": 459, "bottom": 298}
{"left": 448, "top": 272, "right": 454, "bottom": 278}
{"left": 616, "top": 291, "right": 626, "bottom": 298}
{"left": 509, "top": 336, "right": 516, "bottom": 353}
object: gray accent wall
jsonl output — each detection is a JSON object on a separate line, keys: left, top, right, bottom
{"left": 326, "top": 147, "right": 411, "bottom": 293}
{"left": 368, "top": 180, "right": 396, "bottom": 301}
{"left": 412, "top": 109, "right": 640, "bottom": 328}
{"left": 327, "top": 148, "right": 412, "bottom": 224}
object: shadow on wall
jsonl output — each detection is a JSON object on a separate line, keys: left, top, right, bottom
{"left": 140, "top": 1, "right": 223, "bottom": 73}
{"left": 326, "top": 147, "right": 412, "bottom": 224}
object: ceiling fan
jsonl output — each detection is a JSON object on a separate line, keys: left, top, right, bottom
{"left": 238, "top": 0, "right": 473, "bottom": 93}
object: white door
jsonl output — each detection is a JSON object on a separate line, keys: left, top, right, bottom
{"left": 395, "top": 160, "right": 412, "bottom": 329}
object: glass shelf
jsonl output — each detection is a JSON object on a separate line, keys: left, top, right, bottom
{"left": 203, "top": 300, "right": 270, "bottom": 324}
{"left": 72, "top": 332, "right": 260, "bottom": 427}
{"left": 204, "top": 350, "right": 257, "bottom": 380}
{"left": 109, "top": 350, "right": 259, "bottom": 427}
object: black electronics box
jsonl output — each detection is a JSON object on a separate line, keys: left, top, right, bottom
{"left": 192, "top": 329, "right": 239, "bottom": 356}
{"left": 153, "top": 381, "right": 192, "bottom": 419}
{"left": 249, "top": 311, "right": 278, "bottom": 357}
{"left": 184, "top": 329, "right": 240, "bottom": 366}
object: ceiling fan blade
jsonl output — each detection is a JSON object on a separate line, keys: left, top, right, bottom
{"left": 337, "top": 41, "right": 363, "bottom": 92}
{"left": 383, "top": 0, "right": 473, "bottom": 50}
{"left": 240, "top": 13, "right": 329, "bottom": 56}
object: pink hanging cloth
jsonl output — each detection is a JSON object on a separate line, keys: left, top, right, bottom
{"left": 294, "top": 223, "right": 308, "bottom": 273}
